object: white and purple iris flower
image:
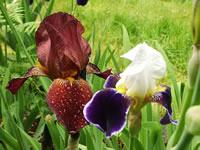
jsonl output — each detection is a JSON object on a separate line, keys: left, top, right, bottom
{"left": 83, "top": 43, "right": 178, "bottom": 138}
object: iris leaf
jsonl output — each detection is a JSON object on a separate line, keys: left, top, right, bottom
{"left": 44, "top": 0, "right": 55, "bottom": 18}
{"left": 0, "top": 127, "right": 20, "bottom": 150}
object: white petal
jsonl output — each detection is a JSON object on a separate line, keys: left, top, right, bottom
{"left": 116, "top": 43, "right": 166, "bottom": 99}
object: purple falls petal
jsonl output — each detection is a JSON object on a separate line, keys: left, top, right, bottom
{"left": 83, "top": 88, "right": 131, "bottom": 138}
{"left": 149, "top": 85, "right": 178, "bottom": 125}
{"left": 29, "top": 0, "right": 33, "bottom": 5}
{"left": 104, "top": 74, "right": 120, "bottom": 89}
{"left": 77, "top": 0, "right": 88, "bottom": 6}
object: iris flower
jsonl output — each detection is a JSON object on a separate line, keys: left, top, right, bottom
{"left": 6, "top": 12, "right": 110, "bottom": 134}
{"left": 77, "top": 0, "right": 88, "bottom": 6}
{"left": 84, "top": 43, "right": 178, "bottom": 138}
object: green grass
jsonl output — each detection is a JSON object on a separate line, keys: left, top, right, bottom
{"left": 53, "top": 0, "right": 193, "bottom": 80}
{"left": 0, "top": 0, "right": 198, "bottom": 149}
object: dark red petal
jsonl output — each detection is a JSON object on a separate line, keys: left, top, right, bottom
{"left": 46, "top": 78, "right": 93, "bottom": 134}
{"left": 6, "top": 66, "right": 48, "bottom": 94}
{"left": 35, "top": 12, "right": 91, "bottom": 79}
{"left": 86, "top": 63, "right": 112, "bottom": 79}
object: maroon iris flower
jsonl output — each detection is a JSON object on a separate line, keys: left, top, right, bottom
{"left": 6, "top": 12, "right": 110, "bottom": 134}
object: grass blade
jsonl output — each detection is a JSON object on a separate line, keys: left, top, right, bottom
{"left": 107, "top": 46, "right": 120, "bottom": 73}
{"left": 44, "top": 0, "right": 55, "bottom": 18}
{"left": 0, "top": 127, "right": 20, "bottom": 150}
{"left": 18, "top": 126, "right": 41, "bottom": 150}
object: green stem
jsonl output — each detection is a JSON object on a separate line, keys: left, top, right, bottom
{"left": 192, "top": 0, "right": 200, "bottom": 45}
{"left": 167, "top": 86, "right": 194, "bottom": 149}
{"left": 71, "top": 0, "right": 74, "bottom": 14}
{"left": 129, "top": 136, "right": 135, "bottom": 150}
{"left": 66, "top": 133, "right": 80, "bottom": 150}
{"left": 191, "top": 67, "right": 200, "bottom": 106}
{"left": 168, "top": 57, "right": 200, "bottom": 150}
{"left": 174, "top": 131, "right": 193, "bottom": 150}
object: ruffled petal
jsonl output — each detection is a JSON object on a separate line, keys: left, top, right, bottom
{"left": 121, "top": 42, "right": 166, "bottom": 79}
{"left": 104, "top": 74, "right": 120, "bottom": 89}
{"left": 46, "top": 78, "right": 92, "bottom": 134}
{"left": 86, "top": 63, "right": 112, "bottom": 79}
{"left": 77, "top": 0, "right": 88, "bottom": 5}
{"left": 116, "top": 43, "right": 166, "bottom": 99}
{"left": 6, "top": 66, "right": 48, "bottom": 94}
{"left": 148, "top": 85, "right": 178, "bottom": 125}
{"left": 84, "top": 89, "right": 132, "bottom": 138}
{"left": 35, "top": 12, "right": 91, "bottom": 79}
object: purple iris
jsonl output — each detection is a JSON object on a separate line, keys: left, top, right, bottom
{"left": 77, "top": 0, "right": 88, "bottom": 6}
{"left": 84, "top": 74, "right": 178, "bottom": 138}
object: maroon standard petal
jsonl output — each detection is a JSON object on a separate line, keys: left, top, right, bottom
{"left": 35, "top": 12, "right": 91, "bottom": 79}
{"left": 84, "top": 89, "right": 132, "bottom": 138}
{"left": 86, "top": 63, "right": 112, "bottom": 79}
{"left": 148, "top": 85, "right": 178, "bottom": 125}
{"left": 6, "top": 66, "right": 48, "bottom": 94}
{"left": 104, "top": 74, "right": 120, "bottom": 89}
{"left": 46, "top": 78, "right": 93, "bottom": 134}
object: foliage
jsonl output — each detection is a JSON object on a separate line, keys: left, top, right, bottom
{"left": 0, "top": 0, "right": 199, "bottom": 150}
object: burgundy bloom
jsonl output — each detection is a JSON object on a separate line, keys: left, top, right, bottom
{"left": 6, "top": 12, "right": 111, "bottom": 134}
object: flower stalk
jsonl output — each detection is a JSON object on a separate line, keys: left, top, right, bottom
{"left": 172, "top": 131, "right": 193, "bottom": 150}
{"left": 188, "top": 46, "right": 200, "bottom": 88}
{"left": 66, "top": 132, "right": 80, "bottom": 150}
{"left": 192, "top": 0, "right": 200, "bottom": 46}
{"left": 128, "top": 110, "right": 142, "bottom": 137}
{"left": 172, "top": 106, "right": 200, "bottom": 150}
{"left": 167, "top": 0, "right": 200, "bottom": 149}
{"left": 128, "top": 110, "right": 141, "bottom": 150}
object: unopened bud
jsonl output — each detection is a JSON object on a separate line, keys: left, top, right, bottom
{"left": 185, "top": 105, "right": 200, "bottom": 136}
{"left": 45, "top": 114, "right": 52, "bottom": 121}
{"left": 128, "top": 111, "right": 141, "bottom": 137}
{"left": 187, "top": 46, "right": 200, "bottom": 87}
{"left": 192, "top": 0, "right": 200, "bottom": 45}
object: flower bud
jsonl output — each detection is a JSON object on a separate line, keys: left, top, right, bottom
{"left": 128, "top": 111, "right": 142, "bottom": 137}
{"left": 185, "top": 105, "right": 200, "bottom": 136}
{"left": 192, "top": 0, "right": 200, "bottom": 45}
{"left": 45, "top": 114, "right": 52, "bottom": 121}
{"left": 187, "top": 46, "right": 200, "bottom": 87}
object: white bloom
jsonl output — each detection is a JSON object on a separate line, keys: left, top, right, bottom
{"left": 116, "top": 42, "right": 166, "bottom": 99}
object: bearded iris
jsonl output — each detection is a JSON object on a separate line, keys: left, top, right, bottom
{"left": 77, "top": 0, "right": 88, "bottom": 6}
{"left": 84, "top": 43, "right": 178, "bottom": 138}
{"left": 6, "top": 12, "right": 110, "bottom": 134}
